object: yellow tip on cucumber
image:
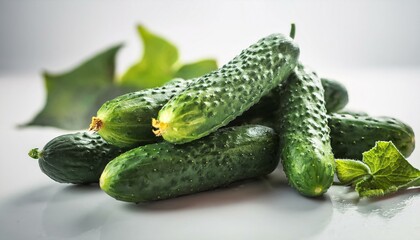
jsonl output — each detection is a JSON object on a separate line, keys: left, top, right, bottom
{"left": 313, "top": 186, "right": 323, "bottom": 195}
{"left": 89, "top": 117, "right": 103, "bottom": 132}
{"left": 152, "top": 118, "right": 168, "bottom": 137}
{"left": 99, "top": 169, "right": 108, "bottom": 190}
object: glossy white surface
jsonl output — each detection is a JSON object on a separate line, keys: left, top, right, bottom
{"left": 1, "top": 70, "right": 420, "bottom": 240}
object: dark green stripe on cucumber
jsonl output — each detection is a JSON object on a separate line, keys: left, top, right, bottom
{"left": 29, "top": 132, "right": 128, "bottom": 184}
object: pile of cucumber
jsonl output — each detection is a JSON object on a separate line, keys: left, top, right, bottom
{"left": 29, "top": 25, "right": 415, "bottom": 203}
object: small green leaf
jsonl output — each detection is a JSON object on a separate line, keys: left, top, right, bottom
{"left": 174, "top": 59, "right": 217, "bottom": 79}
{"left": 336, "top": 141, "right": 420, "bottom": 198}
{"left": 22, "top": 44, "right": 123, "bottom": 130}
{"left": 336, "top": 159, "right": 371, "bottom": 185}
{"left": 120, "top": 25, "right": 179, "bottom": 88}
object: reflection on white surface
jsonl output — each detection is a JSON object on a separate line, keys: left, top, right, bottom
{"left": 0, "top": 185, "right": 56, "bottom": 240}
{"left": 1, "top": 159, "right": 420, "bottom": 240}
{"left": 2, "top": 172, "right": 420, "bottom": 240}
{"left": 0, "top": 185, "right": 106, "bottom": 240}
{"left": 0, "top": 170, "right": 334, "bottom": 240}
{"left": 98, "top": 170, "right": 333, "bottom": 240}
{"left": 41, "top": 185, "right": 108, "bottom": 238}
{"left": 330, "top": 186, "right": 420, "bottom": 219}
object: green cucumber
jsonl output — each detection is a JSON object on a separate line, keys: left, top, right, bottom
{"left": 28, "top": 132, "right": 128, "bottom": 184}
{"left": 100, "top": 125, "right": 279, "bottom": 202}
{"left": 92, "top": 75, "right": 344, "bottom": 148}
{"left": 90, "top": 78, "right": 194, "bottom": 147}
{"left": 237, "top": 112, "right": 415, "bottom": 160}
{"left": 329, "top": 113, "right": 415, "bottom": 159}
{"left": 276, "top": 64, "right": 335, "bottom": 196}
{"left": 322, "top": 78, "right": 349, "bottom": 113}
{"left": 152, "top": 33, "right": 299, "bottom": 144}
{"left": 233, "top": 77, "right": 348, "bottom": 126}
{"left": 336, "top": 110, "right": 368, "bottom": 116}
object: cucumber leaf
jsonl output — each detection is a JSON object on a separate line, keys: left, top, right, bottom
{"left": 120, "top": 25, "right": 178, "bottom": 88}
{"left": 22, "top": 44, "right": 125, "bottom": 130}
{"left": 335, "top": 159, "right": 371, "bottom": 185}
{"left": 174, "top": 59, "right": 217, "bottom": 79}
{"left": 120, "top": 25, "right": 217, "bottom": 89}
{"left": 22, "top": 25, "right": 217, "bottom": 130}
{"left": 336, "top": 141, "right": 420, "bottom": 198}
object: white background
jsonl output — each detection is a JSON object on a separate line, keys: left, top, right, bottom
{"left": 1, "top": 1, "right": 420, "bottom": 240}
{"left": 1, "top": 0, "right": 420, "bottom": 75}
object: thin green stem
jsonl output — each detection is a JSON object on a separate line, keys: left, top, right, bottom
{"left": 289, "top": 23, "right": 296, "bottom": 39}
{"left": 28, "top": 148, "right": 41, "bottom": 159}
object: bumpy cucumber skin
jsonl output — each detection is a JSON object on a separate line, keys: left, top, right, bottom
{"left": 232, "top": 78, "right": 348, "bottom": 126}
{"left": 329, "top": 113, "right": 415, "bottom": 159}
{"left": 276, "top": 65, "right": 335, "bottom": 197}
{"left": 94, "top": 76, "right": 344, "bottom": 147}
{"left": 155, "top": 34, "right": 299, "bottom": 144}
{"left": 95, "top": 78, "right": 194, "bottom": 147}
{"left": 235, "top": 112, "right": 415, "bottom": 160}
{"left": 100, "top": 125, "right": 279, "bottom": 203}
{"left": 34, "top": 132, "right": 127, "bottom": 184}
{"left": 321, "top": 78, "right": 349, "bottom": 113}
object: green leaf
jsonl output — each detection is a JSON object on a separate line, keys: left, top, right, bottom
{"left": 22, "top": 44, "right": 124, "bottom": 130}
{"left": 174, "top": 59, "right": 217, "bottom": 79}
{"left": 120, "top": 25, "right": 179, "bottom": 88}
{"left": 336, "top": 159, "right": 371, "bottom": 185}
{"left": 22, "top": 25, "right": 217, "bottom": 130}
{"left": 336, "top": 141, "right": 420, "bottom": 198}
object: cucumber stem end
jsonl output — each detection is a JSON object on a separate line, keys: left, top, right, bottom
{"left": 152, "top": 118, "right": 167, "bottom": 137}
{"left": 289, "top": 23, "right": 296, "bottom": 39}
{"left": 89, "top": 117, "right": 103, "bottom": 132}
{"left": 28, "top": 148, "right": 41, "bottom": 159}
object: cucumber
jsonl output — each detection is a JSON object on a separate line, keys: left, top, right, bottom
{"left": 28, "top": 132, "right": 128, "bottom": 184}
{"left": 91, "top": 75, "right": 344, "bottom": 147}
{"left": 322, "top": 78, "right": 349, "bottom": 113}
{"left": 275, "top": 64, "right": 335, "bottom": 197}
{"left": 232, "top": 77, "right": 348, "bottom": 126}
{"left": 336, "top": 110, "right": 368, "bottom": 116}
{"left": 100, "top": 125, "right": 279, "bottom": 202}
{"left": 236, "top": 112, "right": 415, "bottom": 160}
{"left": 152, "top": 33, "right": 300, "bottom": 144}
{"left": 89, "top": 78, "right": 194, "bottom": 147}
{"left": 329, "top": 113, "right": 415, "bottom": 159}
